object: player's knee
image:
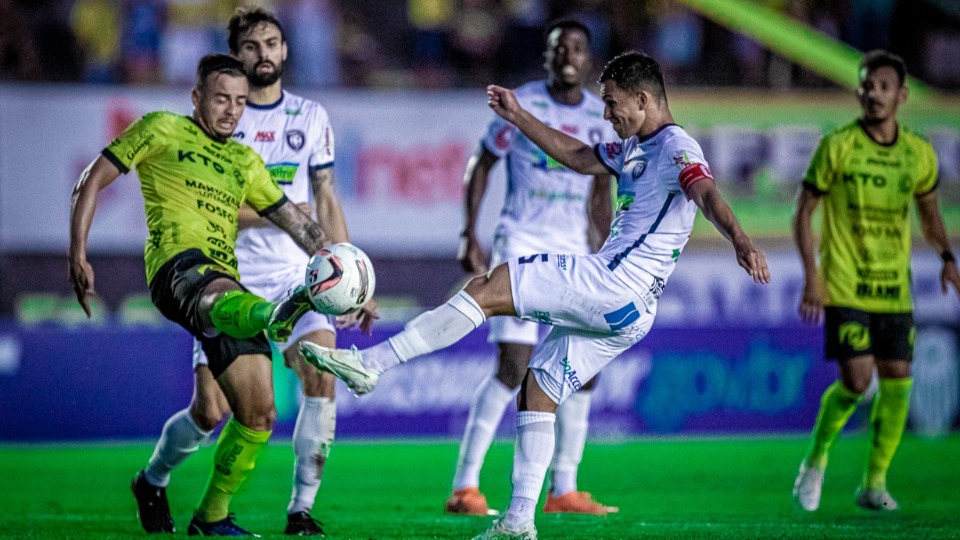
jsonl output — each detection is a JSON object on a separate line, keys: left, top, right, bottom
{"left": 190, "top": 402, "right": 225, "bottom": 432}
{"left": 496, "top": 361, "right": 525, "bottom": 388}
{"left": 463, "top": 274, "right": 492, "bottom": 299}
{"left": 841, "top": 373, "right": 871, "bottom": 395}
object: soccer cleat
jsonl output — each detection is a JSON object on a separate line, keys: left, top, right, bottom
{"left": 543, "top": 491, "right": 618, "bottom": 515}
{"left": 267, "top": 285, "right": 313, "bottom": 342}
{"left": 131, "top": 470, "right": 175, "bottom": 533}
{"left": 187, "top": 514, "right": 258, "bottom": 536}
{"left": 855, "top": 486, "right": 899, "bottom": 511}
{"left": 792, "top": 462, "right": 825, "bottom": 512}
{"left": 284, "top": 511, "right": 325, "bottom": 536}
{"left": 299, "top": 342, "right": 379, "bottom": 396}
{"left": 470, "top": 518, "right": 537, "bottom": 540}
{"left": 446, "top": 487, "right": 497, "bottom": 516}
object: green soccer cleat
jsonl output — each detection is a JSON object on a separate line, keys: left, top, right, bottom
{"left": 855, "top": 486, "right": 898, "bottom": 511}
{"left": 299, "top": 342, "right": 379, "bottom": 396}
{"left": 267, "top": 286, "right": 313, "bottom": 342}
{"left": 471, "top": 518, "right": 537, "bottom": 540}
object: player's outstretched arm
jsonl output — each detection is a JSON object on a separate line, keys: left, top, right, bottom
{"left": 916, "top": 190, "right": 960, "bottom": 298}
{"left": 458, "top": 147, "right": 498, "bottom": 274}
{"left": 69, "top": 155, "right": 122, "bottom": 317}
{"left": 487, "top": 85, "right": 608, "bottom": 176}
{"left": 264, "top": 200, "right": 329, "bottom": 254}
{"left": 687, "top": 178, "right": 770, "bottom": 284}
{"left": 793, "top": 189, "right": 825, "bottom": 323}
{"left": 588, "top": 174, "right": 613, "bottom": 251}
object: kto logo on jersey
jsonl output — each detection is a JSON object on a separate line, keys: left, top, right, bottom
{"left": 286, "top": 130, "right": 305, "bottom": 151}
{"left": 254, "top": 131, "right": 275, "bottom": 142}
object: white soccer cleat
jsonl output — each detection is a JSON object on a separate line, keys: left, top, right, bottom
{"left": 299, "top": 341, "right": 379, "bottom": 396}
{"left": 792, "top": 462, "right": 824, "bottom": 511}
{"left": 855, "top": 487, "right": 898, "bottom": 511}
{"left": 471, "top": 518, "right": 537, "bottom": 540}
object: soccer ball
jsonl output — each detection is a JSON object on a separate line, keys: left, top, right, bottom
{"left": 304, "top": 243, "right": 376, "bottom": 315}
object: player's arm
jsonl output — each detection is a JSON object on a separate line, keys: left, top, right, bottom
{"left": 458, "top": 146, "right": 498, "bottom": 274}
{"left": 69, "top": 155, "right": 123, "bottom": 317}
{"left": 686, "top": 178, "right": 770, "bottom": 284}
{"left": 262, "top": 200, "right": 328, "bottom": 254}
{"left": 237, "top": 202, "right": 311, "bottom": 229}
{"left": 916, "top": 190, "right": 960, "bottom": 298}
{"left": 793, "top": 188, "right": 825, "bottom": 323}
{"left": 587, "top": 174, "right": 613, "bottom": 251}
{"left": 487, "top": 85, "right": 608, "bottom": 175}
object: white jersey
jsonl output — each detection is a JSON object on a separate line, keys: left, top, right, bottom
{"left": 482, "top": 81, "right": 614, "bottom": 254}
{"left": 232, "top": 91, "right": 335, "bottom": 280}
{"left": 593, "top": 124, "right": 713, "bottom": 293}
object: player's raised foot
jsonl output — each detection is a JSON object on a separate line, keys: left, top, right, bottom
{"left": 446, "top": 487, "right": 497, "bottom": 516}
{"left": 299, "top": 342, "right": 379, "bottom": 396}
{"left": 267, "top": 285, "right": 314, "bottom": 342}
{"left": 543, "top": 491, "right": 618, "bottom": 515}
{"left": 855, "top": 486, "right": 898, "bottom": 511}
{"left": 187, "top": 514, "right": 258, "bottom": 536}
{"left": 284, "top": 511, "right": 325, "bottom": 536}
{"left": 792, "top": 462, "right": 824, "bottom": 512}
{"left": 131, "top": 470, "right": 175, "bottom": 533}
{"left": 470, "top": 517, "right": 537, "bottom": 540}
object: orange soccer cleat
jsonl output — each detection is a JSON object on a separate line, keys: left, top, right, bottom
{"left": 445, "top": 487, "right": 496, "bottom": 516}
{"left": 543, "top": 491, "right": 619, "bottom": 515}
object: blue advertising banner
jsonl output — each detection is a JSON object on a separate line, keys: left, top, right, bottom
{"left": 0, "top": 322, "right": 859, "bottom": 441}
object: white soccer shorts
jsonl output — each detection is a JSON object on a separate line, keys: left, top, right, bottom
{"left": 506, "top": 252, "right": 657, "bottom": 404}
{"left": 193, "top": 263, "right": 336, "bottom": 368}
{"left": 486, "top": 235, "right": 545, "bottom": 346}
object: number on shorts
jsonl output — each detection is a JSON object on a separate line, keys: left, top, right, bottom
{"left": 518, "top": 254, "right": 548, "bottom": 265}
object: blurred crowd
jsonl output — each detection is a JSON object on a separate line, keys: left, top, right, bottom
{"left": 1, "top": 0, "right": 958, "bottom": 90}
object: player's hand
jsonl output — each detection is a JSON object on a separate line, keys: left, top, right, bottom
{"left": 336, "top": 298, "right": 379, "bottom": 335}
{"left": 942, "top": 260, "right": 960, "bottom": 299}
{"left": 68, "top": 253, "right": 95, "bottom": 318}
{"left": 487, "top": 85, "right": 522, "bottom": 123}
{"left": 798, "top": 278, "right": 825, "bottom": 324}
{"left": 732, "top": 235, "right": 770, "bottom": 284}
{"left": 457, "top": 233, "right": 488, "bottom": 275}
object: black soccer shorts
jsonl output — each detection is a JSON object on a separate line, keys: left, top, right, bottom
{"left": 823, "top": 306, "right": 914, "bottom": 362}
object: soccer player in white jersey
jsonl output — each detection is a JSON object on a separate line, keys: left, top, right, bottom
{"left": 300, "top": 51, "right": 770, "bottom": 539}
{"left": 449, "top": 19, "right": 616, "bottom": 517}
{"left": 131, "top": 7, "right": 376, "bottom": 537}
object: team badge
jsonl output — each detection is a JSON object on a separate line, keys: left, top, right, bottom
{"left": 286, "top": 130, "right": 305, "bottom": 151}
{"left": 631, "top": 159, "right": 647, "bottom": 179}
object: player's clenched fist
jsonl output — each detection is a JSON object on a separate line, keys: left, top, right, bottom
{"left": 486, "top": 85, "right": 522, "bottom": 122}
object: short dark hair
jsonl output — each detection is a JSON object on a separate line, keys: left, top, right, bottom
{"left": 544, "top": 18, "right": 591, "bottom": 45}
{"left": 195, "top": 54, "right": 246, "bottom": 89}
{"left": 859, "top": 49, "right": 906, "bottom": 86}
{"left": 599, "top": 51, "right": 667, "bottom": 102}
{"left": 228, "top": 6, "right": 285, "bottom": 54}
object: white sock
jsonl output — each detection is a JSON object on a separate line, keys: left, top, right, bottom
{"left": 453, "top": 375, "right": 518, "bottom": 490}
{"left": 504, "top": 411, "right": 556, "bottom": 527}
{"left": 550, "top": 391, "right": 591, "bottom": 496}
{"left": 384, "top": 291, "right": 486, "bottom": 364}
{"left": 144, "top": 408, "right": 211, "bottom": 487}
{"left": 288, "top": 396, "right": 336, "bottom": 515}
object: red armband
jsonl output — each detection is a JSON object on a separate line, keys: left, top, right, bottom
{"left": 678, "top": 163, "right": 713, "bottom": 195}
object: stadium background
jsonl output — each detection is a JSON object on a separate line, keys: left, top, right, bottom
{"left": 0, "top": 0, "right": 958, "bottom": 538}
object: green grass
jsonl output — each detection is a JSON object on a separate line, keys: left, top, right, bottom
{"left": 1, "top": 435, "right": 959, "bottom": 539}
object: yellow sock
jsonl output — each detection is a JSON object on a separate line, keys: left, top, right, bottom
{"left": 865, "top": 378, "right": 912, "bottom": 490}
{"left": 196, "top": 418, "right": 271, "bottom": 522}
{"left": 804, "top": 381, "right": 862, "bottom": 470}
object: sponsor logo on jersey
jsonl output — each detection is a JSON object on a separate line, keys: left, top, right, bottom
{"left": 533, "top": 310, "right": 553, "bottom": 325}
{"left": 604, "top": 141, "right": 622, "bottom": 159}
{"left": 649, "top": 277, "right": 665, "bottom": 300}
{"left": 254, "top": 131, "right": 275, "bottom": 142}
{"left": 560, "top": 124, "right": 579, "bottom": 135}
{"left": 560, "top": 356, "right": 583, "bottom": 392}
{"left": 532, "top": 149, "right": 567, "bottom": 172}
{"left": 284, "top": 108, "right": 302, "bottom": 116}
{"left": 557, "top": 255, "right": 568, "bottom": 271}
{"left": 839, "top": 322, "right": 871, "bottom": 351}
{"left": 494, "top": 126, "right": 512, "bottom": 150}
{"left": 286, "top": 130, "right": 305, "bottom": 151}
{"left": 266, "top": 163, "right": 299, "bottom": 185}
{"left": 604, "top": 302, "right": 640, "bottom": 332}
{"left": 588, "top": 127, "right": 603, "bottom": 144}
{"left": 232, "top": 131, "right": 245, "bottom": 140}
{"left": 673, "top": 150, "right": 691, "bottom": 166}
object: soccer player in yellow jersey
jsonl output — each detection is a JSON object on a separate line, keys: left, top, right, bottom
{"left": 69, "top": 54, "right": 328, "bottom": 535}
{"left": 792, "top": 50, "right": 960, "bottom": 512}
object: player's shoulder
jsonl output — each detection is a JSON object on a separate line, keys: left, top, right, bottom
{"left": 136, "top": 110, "right": 181, "bottom": 132}
{"left": 819, "top": 119, "right": 861, "bottom": 147}
{"left": 285, "top": 91, "right": 332, "bottom": 126}
{"left": 899, "top": 125, "right": 934, "bottom": 152}
{"left": 658, "top": 125, "right": 702, "bottom": 152}
{"left": 225, "top": 137, "right": 266, "bottom": 165}
{"left": 514, "top": 81, "right": 550, "bottom": 107}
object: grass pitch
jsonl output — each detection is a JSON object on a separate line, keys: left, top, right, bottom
{"left": 1, "top": 435, "right": 958, "bottom": 539}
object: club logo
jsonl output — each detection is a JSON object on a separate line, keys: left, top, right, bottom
{"left": 286, "top": 129, "right": 305, "bottom": 151}
{"left": 632, "top": 159, "right": 647, "bottom": 179}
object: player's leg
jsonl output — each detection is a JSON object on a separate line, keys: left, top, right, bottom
{"left": 448, "top": 339, "right": 531, "bottom": 515}
{"left": 283, "top": 322, "right": 338, "bottom": 536}
{"left": 202, "top": 277, "right": 315, "bottom": 342}
{"left": 794, "top": 307, "right": 872, "bottom": 511}
{"left": 857, "top": 313, "right": 914, "bottom": 511}
{"left": 300, "top": 263, "right": 515, "bottom": 394}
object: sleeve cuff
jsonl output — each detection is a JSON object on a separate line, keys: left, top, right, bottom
{"left": 309, "top": 162, "right": 334, "bottom": 172}
{"left": 915, "top": 179, "right": 939, "bottom": 198}
{"left": 802, "top": 181, "right": 827, "bottom": 197}
{"left": 256, "top": 194, "right": 289, "bottom": 217}
{"left": 101, "top": 148, "right": 129, "bottom": 174}
{"left": 593, "top": 144, "right": 619, "bottom": 176}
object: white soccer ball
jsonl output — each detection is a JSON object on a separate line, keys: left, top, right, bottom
{"left": 304, "top": 243, "right": 376, "bottom": 315}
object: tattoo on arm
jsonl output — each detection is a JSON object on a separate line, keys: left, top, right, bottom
{"left": 309, "top": 166, "right": 333, "bottom": 196}
{"left": 264, "top": 200, "right": 327, "bottom": 253}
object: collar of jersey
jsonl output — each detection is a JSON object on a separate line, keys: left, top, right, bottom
{"left": 857, "top": 119, "right": 899, "bottom": 148}
{"left": 246, "top": 91, "right": 285, "bottom": 111}
{"left": 184, "top": 115, "right": 230, "bottom": 144}
{"left": 636, "top": 123, "right": 679, "bottom": 144}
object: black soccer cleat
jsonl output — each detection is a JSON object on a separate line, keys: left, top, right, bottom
{"left": 131, "top": 470, "right": 175, "bottom": 533}
{"left": 285, "top": 511, "right": 325, "bottom": 536}
{"left": 187, "top": 513, "right": 257, "bottom": 536}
